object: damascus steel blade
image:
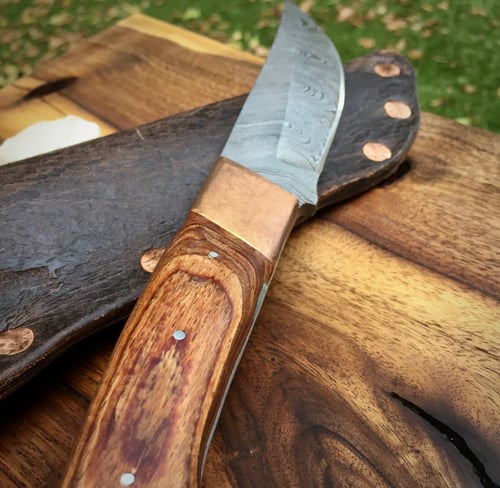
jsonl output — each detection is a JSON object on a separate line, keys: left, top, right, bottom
{"left": 221, "top": 0, "right": 345, "bottom": 210}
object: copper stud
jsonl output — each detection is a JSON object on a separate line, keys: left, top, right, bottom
{"left": 0, "top": 327, "right": 34, "bottom": 355}
{"left": 363, "top": 142, "right": 392, "bottom": 162}
{"left": 140, "top": 247, "right": 166, "bottom": 273}
{"left": 374, "top": 62, "right": 401, "bottom": 77}
{"left": 384, "top": 101, "right": 412, "bottom": 119}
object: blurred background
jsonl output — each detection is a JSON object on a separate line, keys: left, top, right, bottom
{"left": 1, "top": 0, "right": 499, "bottom": 132}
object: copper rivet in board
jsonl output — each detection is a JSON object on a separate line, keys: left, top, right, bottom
{"left": 385, "top": 101, "right": 412, "bottom": 119}
{"left": 363, "top": 142, "right": 392, "bottom": 162}
{"left": 0, "top": 327, "right": 35, "bottom": 355}
{"left": 140, "top": 247, "right": 166, "bottom": 273}
{"left": 374, "top": 62, "right": 401, "bottom": 77}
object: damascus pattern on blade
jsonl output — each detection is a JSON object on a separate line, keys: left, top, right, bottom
{"left": 221, "top": 0, "right": 344, "bottom": 208}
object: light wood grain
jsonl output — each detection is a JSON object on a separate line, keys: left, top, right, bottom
{"left": 119, "top": 14, "right": 264, "bottom": 65}
{"left": 0, "top": 13, "right": 498, "bottom": 488}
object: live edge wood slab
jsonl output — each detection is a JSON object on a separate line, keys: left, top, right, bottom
{"left": 0, "top": 14, "right": 498, "bottom": 488}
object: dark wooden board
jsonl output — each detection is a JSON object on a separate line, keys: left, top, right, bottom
{"left": 0, "top": 14, "right": 498, "bottom": 488}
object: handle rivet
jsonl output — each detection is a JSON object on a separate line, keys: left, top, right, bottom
{"left": 208, "top": 251, "right": 219, "bottom": 259}
{"left": 120, "top": 472, "right": 135, "bottom": 486}
{"left": 173, "top": 330, "right": 186, "bottom": 341}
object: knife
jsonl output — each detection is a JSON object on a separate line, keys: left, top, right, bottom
{"left": 0, "top": 48, "right": 419, "bottom": 400}
{"left": 62, "top": 2, "right": 344, "bottom": 486}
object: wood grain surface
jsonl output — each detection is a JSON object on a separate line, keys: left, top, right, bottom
{"left": 0, "top": 13, "right": 499, "bottom": 488}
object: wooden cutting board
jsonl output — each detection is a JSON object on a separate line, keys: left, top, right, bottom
{"left": 0, "top": 14, "right": 499, "bottom": 488}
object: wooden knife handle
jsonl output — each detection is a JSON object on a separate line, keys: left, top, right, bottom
{"left": 62, "top": 159, "right": 298, "bottom": 487}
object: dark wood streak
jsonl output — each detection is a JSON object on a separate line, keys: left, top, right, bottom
{"left": 21, "top": 77, "right": 79, "bottom": 101}
{"left": 391, "top": 392, "right": 500, "bottom": 488}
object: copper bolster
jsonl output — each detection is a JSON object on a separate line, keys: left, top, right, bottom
{"left": 192, "top": 157, "right": 299, "bottom": 264}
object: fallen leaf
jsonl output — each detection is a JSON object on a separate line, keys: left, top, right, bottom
{"left": 383, "top": 13, "right": 407, "bottom": 31}
{"left": 408, "top": 49, "right": 423, "bottom": 60}
{"left": 48, "top": 37, "right": 66, "bottom": 50}
{"left": 423, "top": 19, "right": 439, "bottom": 28}
{"left": 337, "top": 6, "right": 354, "bottom": 22}
{"left": 231, "top": 30, "right": 242, "bottom": 42}
{"left": 388, "top": 18, "right": 407, "bottom": 31}
{"left": 21, "top": 9, "right": 35, "bottom": 25}
{"left": 248, "top": 35, "right": 260, "bottom": 50}
{"left": 107, "top": 6, "right": 120, "bottom": 18}
{"left": 358, "top": 38, "right": 375, "bottom": 49}
{"left": 27, "top": 27, "right": 43, "bottom": 41}
{"left": 3, "top": 64, "right": 19, "bottom": 79}
{"left": 470, "top": 8, "right": 486, "bottom": 16}
{"left": 463, "top": 84, "right": 476, "bottom": 94}
{"left": 210, "top": 31, "right": 227, "bottom": 42}
{"left": 10, "top": 40, "right": 22, "bottom": 52}
{"left": 121, "top": 4, "right": 141, "bottom": 15}
{"left": 254, "top": 46, "right": 270, "bottom": 58}
{"left": 300, "top": 0, "right": 315, "bottom": 14}
{"left": 432, "top": 54, "right": 447, "bottom": 63}
{"left": 49, "top": 12, "right": 72, "bottom": 26}
{"left": 25, "top": 43, "right": 40, "bottom": 58}
{"left": 2, "top": 31, "right": 22, "bottom": 43}
{"left": 182, "top": 7, "right": 201, "bottom": 22}
{"left": 455, "top": 117, "right": 471, "bottom": 126}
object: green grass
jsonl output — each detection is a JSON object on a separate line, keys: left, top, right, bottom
{"left": 1, "top": 0, "right": 499, "bottom": 131}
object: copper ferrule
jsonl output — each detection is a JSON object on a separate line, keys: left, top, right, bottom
{"left": 192, "top": 157, "right": 299, "bottom": 264}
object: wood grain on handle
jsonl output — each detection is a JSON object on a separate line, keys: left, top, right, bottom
{"left": 62, "top": 159, "right": 299, "bottom": 487}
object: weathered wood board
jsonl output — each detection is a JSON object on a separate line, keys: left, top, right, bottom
{"left": 0, "top": 14, "right": 498, "bottom": 488}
